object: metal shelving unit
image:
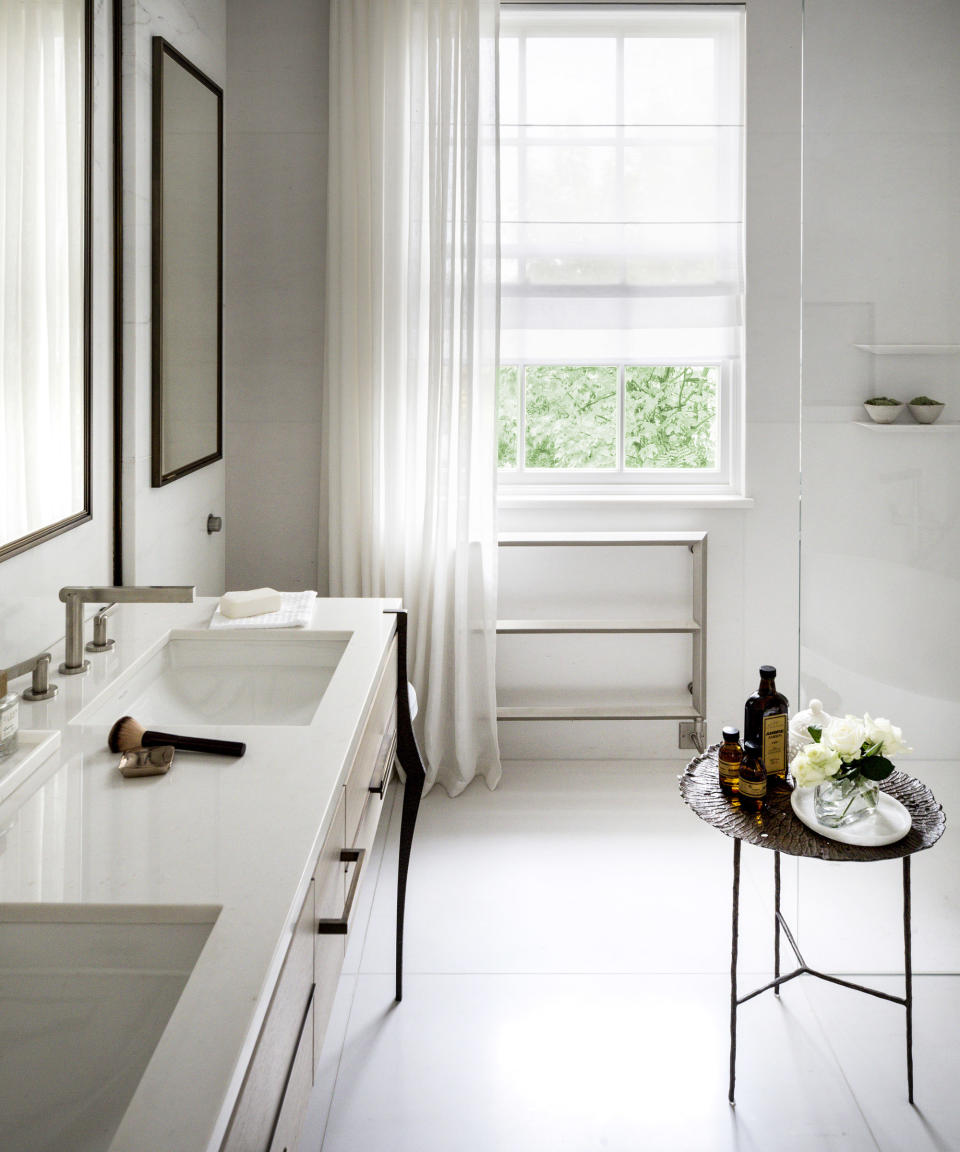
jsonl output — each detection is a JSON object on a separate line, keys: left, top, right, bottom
{"left": 496, "top": 531, "right": 707, "bottom": 749}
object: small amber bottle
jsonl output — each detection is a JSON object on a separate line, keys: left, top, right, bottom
{"left": 738, "top": 739, "right": 767, "bottom": 813}
{"left": 718, "top": 726, "right": 742, "bottom": 796}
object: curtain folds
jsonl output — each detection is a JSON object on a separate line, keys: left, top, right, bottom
{"left": 325, "top": 0, "right": 502, "bottom": 796}
{"left": 0, "top": 0, "right": 86, "bottom": 545}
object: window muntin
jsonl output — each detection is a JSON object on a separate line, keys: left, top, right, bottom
{"left": 498, "top": 5, "right": 745, "bottom": 492}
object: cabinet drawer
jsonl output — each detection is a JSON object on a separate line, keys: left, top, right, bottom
{"left": 344, "top": 636, "right": 397, "bottom": 846}
{"left": 269, "top": 985, "right": 315, "bottom": 1152}
{"left": 353, "top": 714, "right": 396, "bottom": 856}
{"left": 313, "top": 790, "right": 346, "bottom": 1071}
{"left": 222, "top": 881, "right": 315, "bottom": 1152}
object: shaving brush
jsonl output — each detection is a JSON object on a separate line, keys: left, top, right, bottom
{"left": 108, "top": 716, "right": 246, "bottom": 758}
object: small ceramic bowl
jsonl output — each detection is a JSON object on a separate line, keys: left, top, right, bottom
{"left": 863, "top": 402, "right": 904, "bottom": 424}
{"left": 908, "top": 402, "right": 944, "bottom": 424}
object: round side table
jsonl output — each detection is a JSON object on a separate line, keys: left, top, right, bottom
{"left": 680, "top": 745, "right": 946, "bottom": 1105}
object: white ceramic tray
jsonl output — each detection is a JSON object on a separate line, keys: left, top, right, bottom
{"left": 791, "top": 786, "right": 911, "bottom": 847}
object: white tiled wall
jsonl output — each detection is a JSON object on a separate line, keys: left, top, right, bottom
{"left": 120, "top": 0, "right": 227, "bottom": 596}
{"left": 223, "top": 0, "right": 330, "bottom": 594}
{"left": 800, "top": 0, "right": 960, "bottom": 756}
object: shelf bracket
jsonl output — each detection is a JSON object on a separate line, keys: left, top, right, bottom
{"left": 679, "top": 718, "right": 706, "bottom": 753}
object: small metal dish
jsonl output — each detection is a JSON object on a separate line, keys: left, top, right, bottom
{"left": 118, "top": 745, "right": 175, "bottom": 778}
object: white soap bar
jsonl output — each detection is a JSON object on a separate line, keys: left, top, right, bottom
{"left": 219, "top": 588, "right": 283, "bottom": 619}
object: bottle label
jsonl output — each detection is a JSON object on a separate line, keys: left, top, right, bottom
{"left": 738, "top": 774, "right": 766, "bottom": 799}
{"left": 762, "top": 713, "right": 788, "bottom": 776}
{"left": 0, "top": 702, "right": 18, "bottom": 743}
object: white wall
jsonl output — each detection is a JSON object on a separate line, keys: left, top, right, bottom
{"left": 800, "top": 0, "right": 960, "bottom": 757}
{"left": 223, "top": 0, "right": 329, "bottom": 594}
{"left": 0, "top": 0, "right": 116, "bottom": 662}
{"left": 498, "top": 0, "right": 803, "bottom": 759}
{"left": 120, "top": 0, "right": 226, "bottom": 596}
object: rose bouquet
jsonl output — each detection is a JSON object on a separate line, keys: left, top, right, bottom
{"left": 790, "top": 713, "right": 911, "bottom": 828}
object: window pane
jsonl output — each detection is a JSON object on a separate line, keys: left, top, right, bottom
{"left": 525, "top": 366, "right": 617, "bottom": 469}
{"left": 497, "top": 366, "right": 520, "bottom": 469}
{"left": 624, "top": 37, "right": 718, "bottom": 125}
{"left": 624, "top": 366, "right": 718, "bottom": 468}
{"left": 525, "top": 38, "right": 616, "bottom": 125}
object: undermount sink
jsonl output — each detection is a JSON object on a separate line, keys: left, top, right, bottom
{"left": 74, "top": 630, "right": 351, "bottom": 730}
{"left": 0, "top": 905, "right": 218, "bottom": 1152}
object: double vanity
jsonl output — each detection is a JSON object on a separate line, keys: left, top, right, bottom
{"left": 0, "top": 597, "right": 404, "bottom": 1152}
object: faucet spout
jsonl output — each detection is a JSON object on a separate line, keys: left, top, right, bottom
{"left": 58, "top": 585, "right": 197, "bottom": 675}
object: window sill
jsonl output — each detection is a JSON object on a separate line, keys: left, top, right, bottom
{"left": 497, "top": 490, "right": 754, "bottom": 511}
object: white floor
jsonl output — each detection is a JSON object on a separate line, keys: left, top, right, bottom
{"left": 298, "top": 760, "right": 960, "bottom": 1152}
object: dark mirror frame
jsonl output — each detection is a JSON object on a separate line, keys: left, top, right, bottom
{"left": 150, "top": 37, "right": 223, "bottom": 488}
{"left": 0, "top": 0, "right": 93, "bottom": 564}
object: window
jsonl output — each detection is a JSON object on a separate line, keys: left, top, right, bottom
{"left": 497, "top": 5, "right": 745, "bottom": 493}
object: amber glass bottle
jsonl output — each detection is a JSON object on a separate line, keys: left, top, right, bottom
{"left": 718, "top": 726, "right": 742, "bottom": 796}
{"left": 744, "top": 665, "right": 789, "bottom": 781}
{"left": 738, "top": 739, "right": 767, "bottom": 812}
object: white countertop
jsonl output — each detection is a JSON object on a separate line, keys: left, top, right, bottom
{"left": 0, "top": 596, "right": 399, "bottom": 1152}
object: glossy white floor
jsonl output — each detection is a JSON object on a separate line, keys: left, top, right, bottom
{"left": 298, "top": 760, "right": 959, "bottom": 1152}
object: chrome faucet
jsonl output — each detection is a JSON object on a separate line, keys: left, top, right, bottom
{"left": 58, "top": 586, "right": 196, "bottom": 675}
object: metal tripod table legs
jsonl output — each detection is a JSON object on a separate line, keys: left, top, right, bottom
{"left": 728, "top": 844, "right": 914, "bottom": 1104}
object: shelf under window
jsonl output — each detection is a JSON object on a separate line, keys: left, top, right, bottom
{"left": 496, "top": 618, "right": 700, "bottom": 634}
{"left": 496, "top": 702, "right": 700, "bottom": 721}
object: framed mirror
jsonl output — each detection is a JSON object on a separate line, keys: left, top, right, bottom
{"left": 151, "top": 37, "right": 222, "bottom": 487}
{"left": 0, "top": 0, "right": 92, "bottom": 562}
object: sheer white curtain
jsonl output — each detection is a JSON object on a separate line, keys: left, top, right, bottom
{"left": 0, "top": 0, "right": 86, "bottom": 545}
{"left": 325, "top": 0, "right": 502, "bottom": 796}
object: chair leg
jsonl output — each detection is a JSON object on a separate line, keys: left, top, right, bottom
{"left": 384, "top": 609, "right": 427, "bottom": 1003}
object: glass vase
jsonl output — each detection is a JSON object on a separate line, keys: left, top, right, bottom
{"left": 814, "top": 773, "right": 880, "bottom": 828}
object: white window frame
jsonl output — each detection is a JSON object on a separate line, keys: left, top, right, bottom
{"left": 497, "top": 1, "right": 746, "bottom": 500}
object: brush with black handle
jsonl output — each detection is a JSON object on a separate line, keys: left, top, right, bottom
{"left": 108, "top": 715, "right": 246, "bottom": 758}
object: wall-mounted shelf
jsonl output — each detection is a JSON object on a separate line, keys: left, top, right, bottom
{"left": 854, "top": 344, "right": 960, "bottom": 355}
{"left": 497, "top": 618, "right": 701, "bottom": 635}
{"left": 495, "top": 531, "right": 707, "bottom": 749}
{"left": 855, "top": 421, "right": 960, "bottom": 430}
{"left": 496, "top": 701, "right": 700, "bottom": 722}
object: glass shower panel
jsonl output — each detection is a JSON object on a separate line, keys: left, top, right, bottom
{"left": 800, "top": 0, "right": 960, "bottom": 761}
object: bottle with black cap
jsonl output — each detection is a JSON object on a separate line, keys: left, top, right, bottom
{"left": 718, "top": 726, "right": 742, "bottom": 796}
{"left": 744, "top": 665, "right": 789, "bottom": 781}
{"left": 738, "top": 739, "right": 767, "bottom": 812}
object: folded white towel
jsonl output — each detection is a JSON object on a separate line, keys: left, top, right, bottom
{"left": 209, "top": 590, "right": 317, "bottom": 630}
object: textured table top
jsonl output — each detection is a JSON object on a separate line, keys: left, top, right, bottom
{"left": 680, "top": 745, "right": 946, "bottom": 862}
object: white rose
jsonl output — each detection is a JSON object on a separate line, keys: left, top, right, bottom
{"left": 791, "top": 742, "right": 844, "bottom": 787}
{"left": 863, "top": 714, "right": 910, "bottom": 758}
{"left": 823, "top": 715, "right": 866, "bottom": 762}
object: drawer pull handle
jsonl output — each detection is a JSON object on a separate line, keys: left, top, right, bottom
{"left": 368, "top": 746, "right": 396, "bottom": 796}
{"left": 317, "top": 848, "right": 366, "bottom": 935}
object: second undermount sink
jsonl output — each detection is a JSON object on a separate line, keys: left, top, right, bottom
{"left": 73, "top": 630, "right": 351, "bottom": 729}
{"left": 0, "top": 905, "right": 218, "bottom": 1152}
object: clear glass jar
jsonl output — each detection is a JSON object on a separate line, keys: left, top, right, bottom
{"left": 814, "top": 773, "right": 879, "bottom": 828}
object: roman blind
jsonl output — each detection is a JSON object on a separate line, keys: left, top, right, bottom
{"left": 499, "top": 5, "right": 744, "bottom": 367}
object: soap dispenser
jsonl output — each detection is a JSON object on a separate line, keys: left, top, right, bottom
{"left": 0, "top": 671, "right": 19, "bottom": 760}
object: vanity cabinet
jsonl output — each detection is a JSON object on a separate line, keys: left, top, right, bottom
{"left": 221, "top": 881, "right": 315, "bottom": 1152}
{"left": 221, "top": 638, "right": 399, "bottom": 1152}
{"left": 345, "top": 637, "right": 398, "bottom": 847}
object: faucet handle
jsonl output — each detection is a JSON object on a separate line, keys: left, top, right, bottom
{"left": 4, "top": 652, "right": 58, "bottom": 703}
{"left": 86, "top": 604, "right": 118, "bottom": 654}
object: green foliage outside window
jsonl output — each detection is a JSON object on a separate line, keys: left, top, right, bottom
{"left": 524, "top": 366, "right": 617, "bottom": 468}
{"left": 496, "top": 363, "right": 718, "bottom": 471}
{"left": 497, "top": 366, "right": 519, "bottom": 468}
{"left": 624, "top": 365, "right": 717, "bottom": 469}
